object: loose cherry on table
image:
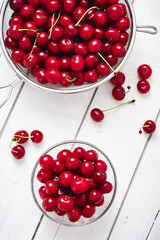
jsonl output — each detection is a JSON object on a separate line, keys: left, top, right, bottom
{"left": 112, "top": 85, "right": 131, "bottom": 101}
{"left": 137, "top": 80, "right": 150, "bottom": 94}
{"left": 137, "top": 64, "right": 152, "bottom": 80}
{"left": 139, "top": 120, "right": 156, "bottom": 134}
{"left": 11, "top": 145, "right": 25, "bottom": 159}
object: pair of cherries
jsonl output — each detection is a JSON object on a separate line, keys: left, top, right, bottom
{"left": 11, "top": 130, "right": 43, "bottom": 159}
{"left": 137, "top": 64, "right": 152, "bottom": 94}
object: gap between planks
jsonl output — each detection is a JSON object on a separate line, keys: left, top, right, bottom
{"left": 31, "top": 87, "right": 98, "bottom": 240}
{"left": 107, "top": 108, "right": 160, "bottom": 240}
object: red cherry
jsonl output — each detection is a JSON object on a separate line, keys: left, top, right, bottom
{"left": 18, "top": 36, "right": 31, "bottom": 51}
{"left": 110, "top": 72, "right": 125, "bottom": 85}
{"left": 33, "top": 13, "right": 47, "bottom": 27}
{"left": 9, "top": 16, "right": 23, "bottom": 26}
{"left": 45, "top": 57, "right": 60, "bottom": 70}
{"left": 80, "top": 161, "right": 94, "bottom": 177}
{"left": 59, "top": 38, "right": 74, "bottom": 53}
{"left": 95, "top": 0, "right": 107, "bottom": 5}
{"left": 59, "top": 171, "right": 73, "bottom": 187}
{"left": 39, "top": 154, "right": 54, "bottom": 170}
{"left": 51, "top": 26, "right": 64, "bottom": 41}
{"left": 70, "top": 55, "right": 85, "bottom": 72}
{"left": 47, "top": 0, "right": 61, "bottom": 12}
{"left": 90, "top": 108, "right": 104, "bottom": 122}
{"left": 45, "top": 180, "right": 58, "bottom": 195}
{"left": 37, "top": 169, "right": 52, "bottom": 183}
{"left": 105, "top": 53, "right": 118, "bottom": 66}
{"left": 55, "top": 208, "right": 66, "bottom": 216}
{"left": 107, "top": 0, "right": 119, "bottom": 6}
{"left": 75, "top": 43, "right": 88, "bottom": 56}
{"left": 95, "top": 195, "right": 104, "bottom": 206}
{"left": 28, "top": 0, "right": 39, "bottom": 8}
{"left": 60, "top": 72, "right": 72, "bottom": 87}
{"left": 93, "top": 11, "right": 107, "bottom": 27}
{"left": 60, "top": 14, "right": 73, "bottom": 27}
{"left": 79, "top": 0, "right": 89, "bottom": 9}
{"left": 8, "top": 24, "right": 23, "bottom": 39}
{"left": 23, "top": 53, "right": 38, "bottom": 68}
{"left": 65, "top": 23, "right": 78, "bottom": 38}
{"left": 35, "top": 9, "right": 47, "bottom": 16}
{"left": 4, "top": 37, "right": 17, "bottom": 50}
{"left": 11, "top": 145, "right": 25, "bottom": 159}
{"left": 112, "top": 85, "right": 126, "bottom": 100}
{"left": 60, "top": 57, "right": 70, "bottom": 70}
{"left": 88, "top": 190, "right": 102, "bottom": 204}
{"left": 85, "top": 150, "right": 98, "bottom": 162}
{"left": 94, "top": 27, "right": 105, "bottom": 40}
{"left": 88, "top": 39, "right": 103, "bottom": 53}
{"left": 47, "top": 16, "right": 58, "bottom": 30}
{"left": 10, "top": 0, "right": 25, "bottom": 12}
{"left": 112, "top": 43, "right": 126, "bottom": 58}
{"left": 48, "top": 41, "right": 60, "bottom": 54}
{"left": 71, "top": 177, "right": 88, "bottom": 194}
{"left": 53, "top": 160, "right": 65, "bottom": 174}
{"left": 67, "top": 207, "right": 81, "bottom": 222}
{"left": 142, "top": 120, "right": 156, "bottom": 134}
{"left": 37, "top": 51, "right": 49, "bottom": 64}
{"left": 63, "top": 0, "right": 76, "bottom": 13}
{"left": 73, "top": 7, "right": 86, "bottom": 22}
{"left": 11, "top": 49, "right": 25, "bottom": 64}
{"left": 96, "top": 63, "right": 110, "bottom": 76}
{"left": 31, "top": 130, "right": 43, "bottom": 143}
{"left": 37, "top": 32, "right": 48, "bottom": 46}
{"left": 86, "top": 8, "right": 96, "bottom": 21}
{"left": 107, "top": 4, "right": 122, "bottom": 21}
{"left": 137, "top": 80, "right": 150, "bottom": 94}
{"left": 93, "top": 170, "right": 107, "bottom": 185}
{"left": 39, "top": 0, "right": 47, "bottom": 7}
{"left": 105, "top": 27, "right": 119, "bottom": 43}
{"left": 24, "top": 21, "right": 37, "bottom": 37}
{"left": 70, "top": 71, "right": 85, "bottom": 86}
{"left": 39, "top": 186, "right": 48, "bottom": 199}
{"left": 20, "top": 5, "right": 35, "bottom": 19}
{"left": 42, "top": 197, "right": 56, "bottom": 212}
{"left": 14, "top": 130, "right": 29, "bottom": 143}
{"left": 57, "top": 149, "right": 72, "bottom": 162}
{"left": 36, "top": 69, "right": 48, "bottom": 84}
{"left": 65, "top": 155, "right": 81, "bottom": 171}
{"left": 85, "top": 178, "right": 96, "bottom": 190}
{"left": 31, "top": 64, "right": 42, "bottom": 77}
{"left": 95, "top": 160, "right": 107, "bottom": 171}
{"left": 99, "top": 181, "right": 113, "bottom": 193}
{"left": 118, "top": 3, "right": 127, "bottom": 16}
{"left": 137, "top": 64, "right": 152, "bottom": 80}
{"left": 82, "top": 204, "right": 95, "bottom": 218}
{"left": 85, "top": 54, "right": 99, "bottom": 69}
{"left": 84, "top": 71, "right": 98, "bottom": 83}
{"left": 116, "top": 16, "right": 130, "bottom": 31}
{"left": 45, "top": 68, "right": 61, "bottom": 84}
{"left": 74, "top": 193, "right": 87, "bottom": 207}
{"left": 119, "top": 32, "right": 129, "bottom": 46}
{"left": 57, "top": 195, "right": 74, "bottom": 211}
{"left": 80, "top": 24, "right": 94, "bottom": 40}
{"left": 72, "top": 147, "right": 86, "bottom": 160}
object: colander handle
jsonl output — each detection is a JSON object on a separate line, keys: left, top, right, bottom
{"left": 0, "top": 76, "right": 20, "bottom": 108}
{"left": 136, "top": 25, "right": 158, "bottom": 35}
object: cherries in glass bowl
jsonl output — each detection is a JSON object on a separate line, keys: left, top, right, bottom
{"left": 31, "top": 140, "right": 117, "bottom": 226}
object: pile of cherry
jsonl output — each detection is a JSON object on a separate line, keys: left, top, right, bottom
{"left": 37, "top": 147, "right": 113, "bottom": 222}
{"left": 5, "top": 0, "right": 130, "bottom": 87}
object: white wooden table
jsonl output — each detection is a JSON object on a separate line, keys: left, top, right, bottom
{"left": 0, "top": 0, "right": 160, "bottom": 239}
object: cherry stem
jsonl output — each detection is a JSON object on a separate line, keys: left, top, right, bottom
{"left": 18, "top": 29, "right": 37, "bottom": 33}
{"left": 14, "top": 135, "right": 33, "bottom": 139}
{"left": 10, "top": 139, "right": 18, "bottom": 153}
{"left": 75, "top": 6, "right": 99, "bottom": 26}
{"left": 10, "top": 135, "right": 33, "bottom": 152}
{"left": 123, "top": 86, "right": 131, "bottom": 95}
{"left": 66, "top": 77, "right": 77, "bottom": 82}
{"left": 28, "top": 33, "right": 40, "bottom": 59}
{"left": 139, "top": 124, "right": 150, "bottom": 134}
{"left": 102, "top": 99, "right": 136, "bottom": 113}
{"left": 97, "top": 52, "right": 117, "bottom": 75}
{"left": 48, "top": 11, "right": 61, "bottom": 39}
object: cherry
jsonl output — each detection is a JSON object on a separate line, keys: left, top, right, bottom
{"left": 45, "top": 56, "right": 60, "bottom": 70}
{"left": 65, "top": 23, "right": 78, "bottom": 38}
{"left": 112, "top": 85, "right": 130, "bottom": 100}
{"left": 137, "top": 80, "right": 150, "bottom": 94}
{"left": 55, "top": 208, "right": 66, "bottom": 216}
{"left": 95, "top": 195, "right": 104, "bottom": 206}
{"left": 105, "top": 27, "right": 119, "bottom": 43}
{"left": 57, "top": 195, "right": 74, "bottom": 211}
{"left": 79, "top": 24, "right": 94, "bottom": 40}
{"left": 71, "top": 177, "right": 88, "bottom": 194}
{"left": 33, "top": 13, "right": 47, "bottom": 27}
{"left": 23, "top": 53, "right": 38, "bottom": 68}
{"left": 37, "top": 169, "right": 52, "bottom": 183}
{"left": 39, "top": 0, "right": 47, "bottom": 7}
{"left": 53, "top": 160, "right": 65, "bottom": 174}
{"left": 11, "top": 145, "right": 25, "bottom": 159}
{"left": 39, "top": 154, "right": 55, "bottom": 170}
{"left": 60, "top": 71, "right": 73, "bottom": 87}
{"left": 80, "top": 161, "right": 94, "bottom": 177}
{"left": 88, "top": 39, "right": 103, "bottom": 53}
{"left": 90, "top": 108, "right": 104, "bottom": 122}
{"left": 18, "top": 36, "right": 31, "bottom": 51}
{"left": 137, "top": 64, "right": 152, "bottom": 80}
{"left": 28, "top": 0, "right": 39, "bottom": 8}
{"left": 105, "top": 53, "right": 118, "bottom": 66}
{"left": 95, "top": 0, "right": 107, "bottom": 5}
{"left": 36, "top": 32, "right": 48, "bottom": 46}
{"left": 57, "top": 149, "right": 72, "bottom": 163}
{"left": 107, "top": 4, "right": 122, "bottom": 21}
{"left": 94, "top": 27, "right": 105, "bottom": 40}
{"left": 112, "top": 43, "right": 126, "bottom": 58}
{"left": 70, "top": 55, "right": 85, "bottom": 72}
{"left": 51, "top": 26, "right": 64, "bottom": 41}
{"left": 75, "top": 43, "right": 88, "bottom": 56}
{"left": 63, "top": 0, "right": 76, "bottom": 13}
{"left": 84, "top": 71, "right": 98, "bottom": 83}
{"left": 47, "top": 16, "right": 58, "bottom": 30}
{"left": 85, "top": 150, "right": 98, "bottom": 162}
{"left": 59, "top": 38, "right": 74, "bottom": 53}
{"left": 20, "top": 5, "right": 35, "bottom": 19}
{"left": 65, "top": 155, "right": 81, "bottom": 171}
{"left": 116, "top": 16, "right": 130, "bottom": 31}
{"left": 88, "top": 190, "right": 102, "bottom": 204}
{"left": 107, "top": 0, "right": 119, "bottom": 6}
{"left": 36, "top": 69, "right": 48, "bottom": 84}
{"left": 67, "top": 207, "right": 81, "bottom": 222}
{"left": 60, "top": 15, "right": 73, "bottom": 27}
{"left": 73, "top": 147, "right": 86, "bottom": 160}
{"left": 110, "top": 71, "right": 125, "bottom": 85}
{"left": 81, "top": 204, "right": 95, "bottom": 218}
{"left": 119, "top": 32, "right": 129, "bottom": 46}
{"left": 8, "top": 24, "right": 23, "bottom": 39}
{"left": 118, "top": 3, "right": 127, "bottom": 16}
{"left": 59, "top": 171, "right": 73, "bottom": 187}
{"left": 93, "top": 11, "right": 107, "bottom": 27}
{"left": 9, "top": 16, "right": 23, "bottom": 26}
{"left": 73, "top": 7, "right": 86, "bottom": 22}
{"left": 31, "top": 64, "right": 42, "bottom": 77}
{"left": 139, "top": 120, "right": 156, "bottom": 134}
{"left": 31, "top": 130, "right": 43, "bottom": 143}
{"left": 37, "top": 51, "right": 49, "bottom": 64}
{"left": 10, "top": 0, "right": 24, "bottom": 12}
{"left": 47, "top": 0, "right": 61, "bottom": 12}
{"left": 96, "top": 63, "right": 110, "bottom": 76}
{"left": 85, "top": 54, "right": 99, "bottom": 69}
{"left": 99, "top": 181, "right": 113, "bottom": 193}
{"left": 93, "top": 170, "right": 107, "bottom": 185}
{"left": 45, "top": 68, "right": 61, "bottom": 84}
{"left": 74, "top": 193, "right": 87, "bottom": 206}
{"left": 48, "top": 41, "right": 60, "bottom": 54}
{"left": 45, "top": 180, "right": 58, "bottom": 195}
{"left": 4, "top": 37, "right": 17, "bottom": 50}
{"left": 24, "top": 21, "right": 37, "bottom": 37}
{"left": 39, "top": 186, "right": 48, "bottom": 199}
{"left": 13, "top": 130, "right": 29, "bottom": 143}
{"left": 95, "top": 160, "right": 107, "bottom": 171}
{"left": 60, "top": 57, "right": 70, "bottom": 70}
{"left": 70, "top": 71, "right": 85, "bottom": 86}
{"left": 79, "top": 0, "right": 89, "bottom": 9}
{"left": 11, "top": 49, "right": 25, "bottom": 64}
{"left": 42, "top": 197, "right": 56, "bottom": 212}
{"left": 86, "top": 8, "right": 96, "bottom": 21}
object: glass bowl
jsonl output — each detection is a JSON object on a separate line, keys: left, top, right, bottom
{"left": 31, "top": 140, "right": 117, "bottom": 226}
